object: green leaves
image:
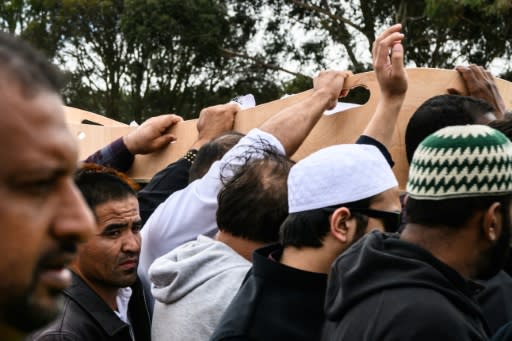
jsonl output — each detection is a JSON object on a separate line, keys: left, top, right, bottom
{"left": 2, "top": 0, "right": 511, "bottom": 122}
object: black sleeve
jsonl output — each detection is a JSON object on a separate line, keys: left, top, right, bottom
{"left": 356, "top": 135, "right": 394, "bottom": 168}
{"left": 84, "top": 137, "right": 134, "bottom": 172}
{"left": 493, "top": 321, "right": 512, "bottom": 341}
{"left": 138, "top": 158, "right": 191, "bottom": 225}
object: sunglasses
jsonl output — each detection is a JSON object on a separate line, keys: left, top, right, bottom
{"left": 324, "top": 206, "right": 401, "bottom": 233}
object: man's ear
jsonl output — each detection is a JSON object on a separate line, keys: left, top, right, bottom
{"left": 402, "top": 193, "right": 408, "bottom": 207}
{"left": 330, "top": 207, "right": 352, "bottom": 243}
{"left": 482, "top": 202, "right": 502, "bottom": 243}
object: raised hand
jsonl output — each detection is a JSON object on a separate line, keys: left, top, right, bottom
{"left": 449, "top": 64, "right": 506, "bottom": 119}
{"left": 124, "top": 114, "right": 183, "bottom": 155}
{"left": 373, "top": 23, "right": 407, "bottom": 99}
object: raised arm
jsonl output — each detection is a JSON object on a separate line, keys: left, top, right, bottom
{"left": 123, "top": 114, "right": 183, "bottom": 154}
{"left": 138, "top": 103, "right": 239, "bottom": 224}
{"left": 85, "top": 114, "right": 182, "bottom": 171}
{"left": 449, "top": 64, "right": 506, "bottom": 120}
{"left": 190, "top": 103, "right": 239, "bottom": 150}
{"left": 260, "top": 70, "right": 351, "bottom": 156}
{"left": 139, "top": 71, "right": 352, "bottom": 306}
{"left": 362, "top": 24, "right": 407, "bottom": 150}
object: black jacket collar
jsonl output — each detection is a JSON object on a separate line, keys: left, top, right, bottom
{"left": 64, "top": 271, "right": 130, "bottom": 336}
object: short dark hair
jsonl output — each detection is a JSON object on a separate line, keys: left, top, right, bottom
{"left": 406, "top": 194, "right": 512, "bottom": 228}
{"left": 0, "top": 31, "right": 64, "bottom": 95}
{"left": 216, "top": 143, "right": 293, "bottom": 243}
{"left": 405, "top": 95, "right": 495, "bottom": 163}
{"left": 489, "top": 117, "right": 512, "bottom": 141}
{"left": 188, "top": 132, "right": 245, "bottom": 183}
{"left": 74, "top": 163, "right": 138, "bottom": 215}
{"left": 279, "top": 197, "right": 371, "bottom": 248}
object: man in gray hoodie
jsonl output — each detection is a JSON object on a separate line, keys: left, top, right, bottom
{"left": 148, "top": 69, "right": 352, "bottom": 341}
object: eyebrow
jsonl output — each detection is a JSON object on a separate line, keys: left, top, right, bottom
{"left": 102, "top": 220, "right": 143, "bottom": 233}
{"left": 103, "top": 223, "right": 128, "bottom": 230}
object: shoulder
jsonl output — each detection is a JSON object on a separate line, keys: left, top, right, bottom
{"left": 211, "top": 335, "right": 249, "bottom": 341}
{"left": 377, "top": 288, "right": 484, "bottom": 340}
{"left": 29, "top": 297, "right": 84, "bottom": 340}
{"left": 493, "top": 321, "right": 512, "bottom": 341}
{"left": 30, "top": 330, "right": 81, "bottom": 341}
{"left": 31, "top": 293, "right": 107, "bottom": 340}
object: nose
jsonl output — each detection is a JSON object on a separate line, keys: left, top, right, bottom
{"left": 52, "top": 178, "right": 95, "bottom": 243}
{"left": 122, "top": 228, "right": 141, "bottom": 254}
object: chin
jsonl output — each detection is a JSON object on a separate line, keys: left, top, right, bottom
{"left": 114, "top": 274, "right": 138, "bottom": 288}
{"left": 4, "top": 290, "right": 63, "bottom": 333}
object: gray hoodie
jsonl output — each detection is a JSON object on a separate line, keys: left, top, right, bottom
{"left": 149, "top": 235, "right": 251, "bottom": 341}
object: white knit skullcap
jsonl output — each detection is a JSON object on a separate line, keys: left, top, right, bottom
{"left": 288, "top": 144, "right": 398, "bottom": 213}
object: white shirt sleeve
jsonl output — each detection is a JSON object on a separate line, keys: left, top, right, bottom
{"left": 138, "top": 128, "right": 284, "bottom": 289}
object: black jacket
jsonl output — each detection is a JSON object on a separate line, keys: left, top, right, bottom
{"left": 210, "top": 244, "right": 328, "bottom": 341}
{"left": 322, "top": 231, "right": 489, "bottom": 341}
{"left": 29, "top": 272, "right": 151, "bottom": 341}
{"left": 477, "top": 271, "right": 512, "bottom": 334}
{"left": 138, "top": 157, "right": 191, "bottom": 226}
{"left": 492, "top": 321, "right": 512, "bottom": 340}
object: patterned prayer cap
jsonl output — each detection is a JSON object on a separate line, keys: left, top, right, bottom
{"left": 407, "top": 125, "right": 512, "bottom": 200}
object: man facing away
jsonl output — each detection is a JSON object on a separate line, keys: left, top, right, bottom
{"left": 210, "top": 143, "right": 400, "bottom": 341}
{"left": 210, "top": 23, "right": 407, "bottom": 341}
{"left": 0, "top": 32, "right": 95, "bottom": 340}
{"left": 31, "top": 165, "right": 151, "bottom": 340}
{"left": 323, "top": 124, "right": 512, "bottom": 340}
{"left": 148, "top": 69, "right": 352, "bottom": 341}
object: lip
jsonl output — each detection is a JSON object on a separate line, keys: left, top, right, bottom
{"left": 39, "top": 268, "right": 72, "bottom": 291}
{"left": 118, "top": 258, "right": 138, "bottom": 270}
{"left": 37, "top": 253, "right": 76, "bottom": 291}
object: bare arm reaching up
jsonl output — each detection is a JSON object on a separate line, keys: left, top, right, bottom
{"left": 362, "top": 24, "right": 408, "bottom": 149}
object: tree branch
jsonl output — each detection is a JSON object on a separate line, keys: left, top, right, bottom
{"left": 220, "top": 47, "right": 310, "bottom": 78}
{"left": 286, "top": 0, "right": 364, "bottom": 32}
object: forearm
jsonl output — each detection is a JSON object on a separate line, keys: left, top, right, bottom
{"left": 356, "top": 135, "right": 394, "bottom": 167}
{"left": 259, "top": 89, "right": 334, "bottom": 156}
{"left": 140, "top": 128, "right": 285, "bottom": 269}
{"left": 362, "top": 95, "right": 405, "bottom": 150}
{"left": 84, "top": 137, "right": 134, "bottom": 172}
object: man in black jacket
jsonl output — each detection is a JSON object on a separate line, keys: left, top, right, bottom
{"left": 210, "top": 143, "right": 401, "bottom": 341}
{"left": 30, "top": 165, "right": 151, "bottom": 340}
{"left": 323, "top": 124, "right": 512, "bottom": 340}
{"left": 210, "top": 23, "right": 406, "bottom": 341}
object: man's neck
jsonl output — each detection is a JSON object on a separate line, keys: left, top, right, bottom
{"left": 69, "top": 267, "right": 119, "bottom": 311}
{"left": 215, "top": 231, "right": 266, "bottom": 262}
{"left": 280, "top": 246, "right": 334, "bottom": 274}
{"left": 400, "top": 223, "right": 473, "bottom": 279}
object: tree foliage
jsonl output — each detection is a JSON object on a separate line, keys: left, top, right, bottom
{"left": 0, "top": 0, "right": 281, "bottom": 121}
{"left": 242, "top": 0, "right": 512, "bottom": 74}
{"left": 0, "top": 0, "right": 511, "bottom": 121}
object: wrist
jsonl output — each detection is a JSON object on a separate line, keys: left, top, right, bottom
{"left": 312, "top": 88, "right": 337, "bottom": 108}
{"left": 380, "top": 93, "right": 406, "bottom": 104}
{"left": 122, "top": 134, "right": 138, "bottom": 155}
{"left": 190, "top": 137, "right": 210, "bottom": 150}
{"left": 183, "top": 149, "right": 199, "bottom": 165}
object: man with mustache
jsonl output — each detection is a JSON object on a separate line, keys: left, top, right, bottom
{"left": 31, "top": 164, "right": 150, "bottom": 340}
{"left": 0, "top": 32, "right": 95, "bottom": 340}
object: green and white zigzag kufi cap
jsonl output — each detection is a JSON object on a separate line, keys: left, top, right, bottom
{"left": 407, "top": 124, "right": 512, "bottom": 200}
